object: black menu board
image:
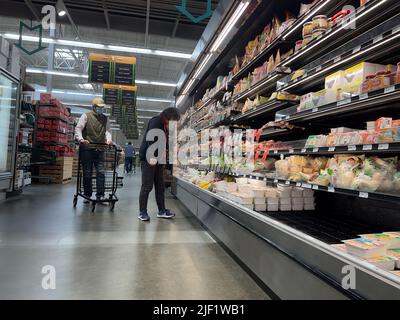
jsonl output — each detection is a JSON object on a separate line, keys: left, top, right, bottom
{"left": 114, "top": 63, "right": 135, "bottom": 86}
{"left": 103, "top": 88, "right": 119, "bottom": 105}
{"left": 89, "top": 60, "right": 111, "bottom": 84}
{"left": 121, "top": 89, "right": 136, "bottom": 106}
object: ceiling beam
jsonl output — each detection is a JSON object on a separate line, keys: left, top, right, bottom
{"left": 145, "top": 0, "right": 150, "bottom": 47}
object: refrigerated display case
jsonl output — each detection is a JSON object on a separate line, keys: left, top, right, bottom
{"left": 0, "top": 67, "right": 19, "bottom": 191}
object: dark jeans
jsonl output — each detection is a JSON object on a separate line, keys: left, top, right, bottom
{"left": 139, "top": 161, "right": 165, "bottom": 212}
{"left": 80, "top": 147, "right": 105, "bottom": 198}
{"left": 125, "top": 157, "right": 134, "bottom": 173}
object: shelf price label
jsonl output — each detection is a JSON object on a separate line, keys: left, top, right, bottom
{"left": 312, "top": 148, "right": 319, "bottom": 153}
{"left": 328, "top": 147, "right": 335, "bottom": 152}
{"left": 337, "top": 98, "right": 351, "bottom": 107}
{"left": 359, "top": 93, "right": 369, "bottom": 100}
{"left": 363, "top": 145, "right": 373, "bottom": 151}
{"left": 359, "top": 192, "right": 369, "bottom": 199}
{"left": 384, "top": 86, "right": 395, "bottom": 94}
{"left": 334, "top": 57, "right": 341, "bottom": 63}
{"left": 289, "top": 149, "right": 294, "bottom": 154}
{"left": 348, "top": 145, "right": 357, "bottom": 151}
{"left": 285, "top": 181, "right": 291, "bottom": 185}
{"left": 274, "top": 150, "right": 278, "bottom": 154}
{"left": 352, "top": 46, "right": 361, "bottom": 54}
{"left": 312, "top": 107, "right": 318, "bottom": 113}
{"left": 316, "top": 66, "right": 322, "bottom": 72}
{"left": 373, "top": 35, "right": 383, "bottom": 44}
{"left": 378, "top": 144, "right": 389, "bottom": 150}
{"left": 312, "top": 185, "right": 319, "bottom": 190}
{"left": 328, "top": 187, "right": 335, "bottom": 193}
{"left": 302, "top": 183, "right": 312, "bottom": 189}
{"left": 274, "top": 179, "right": 278, "bottom": 184}
{"left": 296, "top": 182, "right": 302, "bottom": 187}
{"left": 301, "top": 148, "right": 307, "bottom": 153}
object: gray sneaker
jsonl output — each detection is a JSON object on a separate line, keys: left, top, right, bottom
{"left": 138, "top": 211, "right": 150, "bottom": 222}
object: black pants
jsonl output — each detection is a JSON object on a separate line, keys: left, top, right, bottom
{"left": 139, "top": 161, "right": 165, "bottom": 212}
{"left": 80, "top": 147, "right": 105, "bottom": 198}
{"left": 125, "top": 157, "right": 133, "bottom": 173}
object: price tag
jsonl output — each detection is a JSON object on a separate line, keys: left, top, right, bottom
{"left": 301, "top": 148, "right": 307, "bottom": 153}
{"left": 285, "top": 116, "right": 290, "bottom": 120}
{"left": 394, "top": 25, "right": 400, "bottom": 34}
{"left": 359, "top": 93, "right": 369, "bottom": 100}
{"left": 337, "top": 98, "right": 351, "bottom": 107}
{"left": 289, "top": 149, "right": 294, "bottom": 154}
{"left": 384, "top": 86, "right": 395, "bottom": 94}
{"left": 334, "top": 56, "right": 341, "bottom": 63}
{"left": 302, "top": 183, "right": 312, "bottom": 189}
{"left": 274, "top": 150, "right": 278, "bottom": 154}
{"left": 373, "top": 35, "right": 383, "bottom": 43}
{"left": 352, "top": 46, "right": 361, "bottom": 54}
{"left": 316, "top": 65, "right": 322, "bottom": 72}
{"left": 378, "top": 144, "right": 389, "bottom": 150}
{"left": 285, "top": 181, "right": 290, "bottom": 185}
{"left": 274, "top": 179, "right": 278, "bottom": 184}
{"left": 312, "top": 107, "right": 319, "bottom": 113}
{"left": 303, "top": 72, "right": 308, "bottom": 78}
{"left": 328, "top": 147, "right": 335, "bottom": 152}
{"left": 363, "top": 144, "right": 373, "bottom": 151}
{"left": 348, "top": 145, "right": 357, "bottom": 151}
{"left": 264, "top": 177, "right": 268, "bottom": 182}
{"left": 328, "top": 187, "right": 335, "bottom": 193}
{"left": 313, "top": 148, "right": 319, "bottom": 153}
{"left": 312, "top": 185, "right": 319, "bottom": 190}
{"left": 359, "top": 192, "right": 369, "bottom": 199}
{"left": 296, "top": 182, "right": 302, "bottom": 187}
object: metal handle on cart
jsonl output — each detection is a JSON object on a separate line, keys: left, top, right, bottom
{"left": 79, "top": 142, "right": 117, "bottom": 151}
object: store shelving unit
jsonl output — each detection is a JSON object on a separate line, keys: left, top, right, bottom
{"left": 175, "top": 0, "right": 400, "bottom": 299}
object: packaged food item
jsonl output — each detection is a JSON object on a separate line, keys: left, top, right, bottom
{"left": 254, "top": 197, "right": 266, "bottom": 205}
{"left": 325, "top": 134, "right": 338, "bottom": 147}
{"left": 376, "top": 117, "right": 393, "bottom": 131}
{"left": 275, "top": 159, "right": 290, "bottom": 179}
{"left": 366, "top": 256, "right": 397, "bottom": 271}
{"left": 250, "top": 187, "right": 268, "bottom": 198}
{"left": 303, "top": 189, "right": 314, "bottom": 198}
{"left": 312, "top": 28, "right": 325, "bottom": 39}
{"left": 265, "top": 187, "right": 279, "bottom": 198}
{"left": 303, "top": 22, "right": 314, "bottom": 37}
{"left": 280, "top": 204, "right": 292, "bottom": 211}
{"left": 295, "top": 40, "right": 303, "bottom": 52}
{"left": 343, "top": 62, "right": 384, "bottom": 95}
{"left": 343, "top": 238, "right": 387, "bottom": 259}
{"left": 330, "top": 9, "right": 351, "bottom": 27}
{"left": 291, "top": 188, "right": 303, "bottom": 198}
{"left": 360, "top": 233, "right": 400, "bottom": 249}
{"left": 267, "top": 197, "right": 279, "bottom": 205}
{"left": 302, "top": 35, "right": 313, "bottom": 46}
{"left": 231, "top": 193, "right": 254, "bottom": 205}
{"left": 249, "top": 179, "right": 266, "bottom": 187}
{"left": 338, "top": 133, "right": 353, "bottom": 146}
{"left": 292, "top": 204, "right": 304, "bottom": 211}
{"left": 304, "top": 197, "right": 315, "bottom": 205}
{"left": 280, "top": 197, "right": 291, "bottom": 205}
{"left": 372, "top": 70, "right": 392, "bottom": 91}
{"left": 312, "top": 15, "right": 328, "bottom": 29}
{"left": 325, "top": 70, "right": 346, "bottom": 91}
{"left": 304, "top": 203, "right": 316, "bottom": 211}
{"left": 377, "top": 128, "right": 395, "bottom": 143}
{"left": 255, "top": 204, "right": 267, "bottom": 212}
{"left": 292, "top": 197, "right": 304, "bottom": 205}
{"left": 388, "top": 249, "right": 400, "bottom": 268}
{"left": 267, "top": 204, "right": 279, "bottom": 211}
{"left": 360, "top": 131, "right": 379, "bottom": 145}
{"left": 331, "top": 244, "right": 347, "bottom": 252}
{"left": 360, "top": 0, "right": 371, "bottom": 6}
{"left": 361, "top": 74, "right": 376, "bottom": 93}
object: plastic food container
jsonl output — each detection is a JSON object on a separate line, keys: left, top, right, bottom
{"left": 280, "top": 198, "right": 291, "bottom": 205}
{"left": 242, "top": 204, "right": 254, "bottom": 211}
{"left": 303, "top": 35, "right": 313, "bottom": 46}
{"left": 366, "top": 256, "right": 397, "bottom": 271}
{"left": 343, "top": 238, "right": 387, "bottom": 259}
{"left": 267, "top": 204, "right": 279, "bottom": 212}
{"left": 231, "top": 193, "right": 253, "bottom": 205}
{"left": 312, "top": 15, "right": 328, "bottom": 29}
{"left": 280, "top": 204, "right": 292, "bottom": 211}
{"left": 251, "top": 188, "right": 267, "bottom": 198}
{"left": 292, "top": 204, "right": 304, "bottom": 211}
{"left": 303, "top": 190, "right": 314, "bottom": 198}
{"left": 236, "top": 177, "right": 249, "bottom": 185}
{"left": 388, "top": 249, "right": 400, "bottom": 268}
{"left": 291, "top": 188, "right": 303, "bottom": 198}
{"left": 254, "top": 197, "right": 266, "bottom": 205}
{"left": 267, "top": 197, "right": 279, "bottom": 205}
{"left": 292, "top": 197, "right": 304, "bottom": 205}
{"left": 238, "top": 185, "right": 250, "bottom": 193}
{"left": 304, "top": 197, "right": 315, "bottom": 205}
{"left": 304, "top": 204, "right": 316, "bottom": 211}
{"left": 303, "top": 22, "right": 314, "bottom": 37}
{"left": 254, "top": 204, "right": 267, "bottom": 212}
{"left": 265, "top": 187, "right": 279, "bottom": 198}
{"left": 295, "top": 40, "right": 303, "bottom": 52}
{"left": 312, "top": 28, "right": 325, "bottom": 39}
{"left": 360, "top": 233, "right": 400, "bottom": 249}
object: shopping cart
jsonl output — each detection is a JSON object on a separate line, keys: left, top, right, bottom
{"left": 73, "top": 143, "right": 123, "bottom": 212}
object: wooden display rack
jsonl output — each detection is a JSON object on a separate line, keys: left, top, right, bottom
{"left": 72, "top": 156, "right": 79, "bottom": 177}
{"left": 38, "top": 157, "right": 73, "bottom": 184}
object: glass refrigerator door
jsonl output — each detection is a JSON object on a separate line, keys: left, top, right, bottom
{"left": 0, "top": 70, "right": 18, "bottom": 179}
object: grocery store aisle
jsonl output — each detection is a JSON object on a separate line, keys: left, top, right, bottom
{"left": 0, "top": 170, "right": 269, "bottom": 300}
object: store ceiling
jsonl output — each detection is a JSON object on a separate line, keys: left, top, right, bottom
{"left": 0, "top": 0, "right": 219, "bottom": 140}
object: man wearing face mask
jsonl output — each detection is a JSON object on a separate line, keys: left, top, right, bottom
{"left": 75, "top": 97, "right": 112, "bottom": 203}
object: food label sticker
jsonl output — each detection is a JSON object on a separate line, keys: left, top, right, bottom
{"left": 302, "top": 183, "right": 311, "bottom": 189}
{"left": 313, "top": 148, "right": 319, "bottom": 153}
{"left": 312, "top": 185, "right": 319, "bottom": 190}
{"left": 359, "top": 93, "right": 369, "bottom": 100}
{"left": 285, "top": 181, "right": 290, "bottom": 185}
{"left": 352, "top": 46, "right": 361, "bottom": 54}
{"left": 312, "top": 107, "right": 318, "bottom": 113}
{"left": 328, "top": 187, "right": 335, "bottom": 193}
{"left": 301, "top": 148, "right": 307, "bottom": 153}
{"left": 359, "top": 192, "right": 369, "bottom": 199}
{"left": 348, "top": 145, "right": 357, "bottom": 151}
{"left": 363, "top": 144, "right": 373, "bottom": 151}
{"left": 328, "top": 147, "right": 335, "bottom": 152}
{"left": 378, "top": 144, "right": 389, "bottom": 150}
{"left": 384, "top": 86, "right": 395, "bottom": 94}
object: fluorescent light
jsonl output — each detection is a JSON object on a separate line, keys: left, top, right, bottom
{"left": 137, "top": 97, "right": 174, "bottom": 103}
{"left": 26, "top": 68, "right": 177, "bottom": 87}
{"left": 176, "top": 95, "right": 185, "bottom": 106}
{"left": 136, "top": 109, "right": 162, "bottom": 113}
{"left": 2, "top": 33, "right": 192, "bottom": 59}
{"left": 181, "top": 53, "right": 213, "bottom": 95}
{"left": 282, "top": 0, "right": 388, "bottom": 66}
{"left": 282, "top": 0, "right": 333, "bottom": 40}
{"left": 138, "top": 116, "right": 153, "bottom": 119}
{"left": 78, "top": 83, "right": 94, "bottom": 90}
{"left": 211, "top": 1, "right": 250, "bottom": 52}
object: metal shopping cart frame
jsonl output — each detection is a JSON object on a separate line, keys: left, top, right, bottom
{"left": 73, "top": 143, "right": 122, "bottom": 212}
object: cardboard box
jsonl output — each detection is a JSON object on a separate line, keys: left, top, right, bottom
{"left": 325, "top": 70, "right": 346, "bottom": 91}
{"left": 343, "top": 62, "right": 384, "bottom": 95}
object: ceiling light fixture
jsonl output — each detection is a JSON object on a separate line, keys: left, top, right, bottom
{"left": 56, "top": 0, "right": 67, "bottom": 17}
{"left": 2, "top": 33, "right": 192, "bottom": 59}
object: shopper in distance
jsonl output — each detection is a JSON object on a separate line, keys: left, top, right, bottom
{"left": 124, "top": 141, "right": 136, "bottom": 174}
{"left": 75, "top": 97, "right": 113, "bottom": 204}
{"left": 138, "top": 108, "right": 181, "bottom": 222}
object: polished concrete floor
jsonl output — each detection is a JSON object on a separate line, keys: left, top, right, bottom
{"left": 0, "top": 170, "right": 269, "bottom": 300}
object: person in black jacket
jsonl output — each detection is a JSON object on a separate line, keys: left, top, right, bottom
{"left": 138, "top": 107, "right": 180, "bottom": 222}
